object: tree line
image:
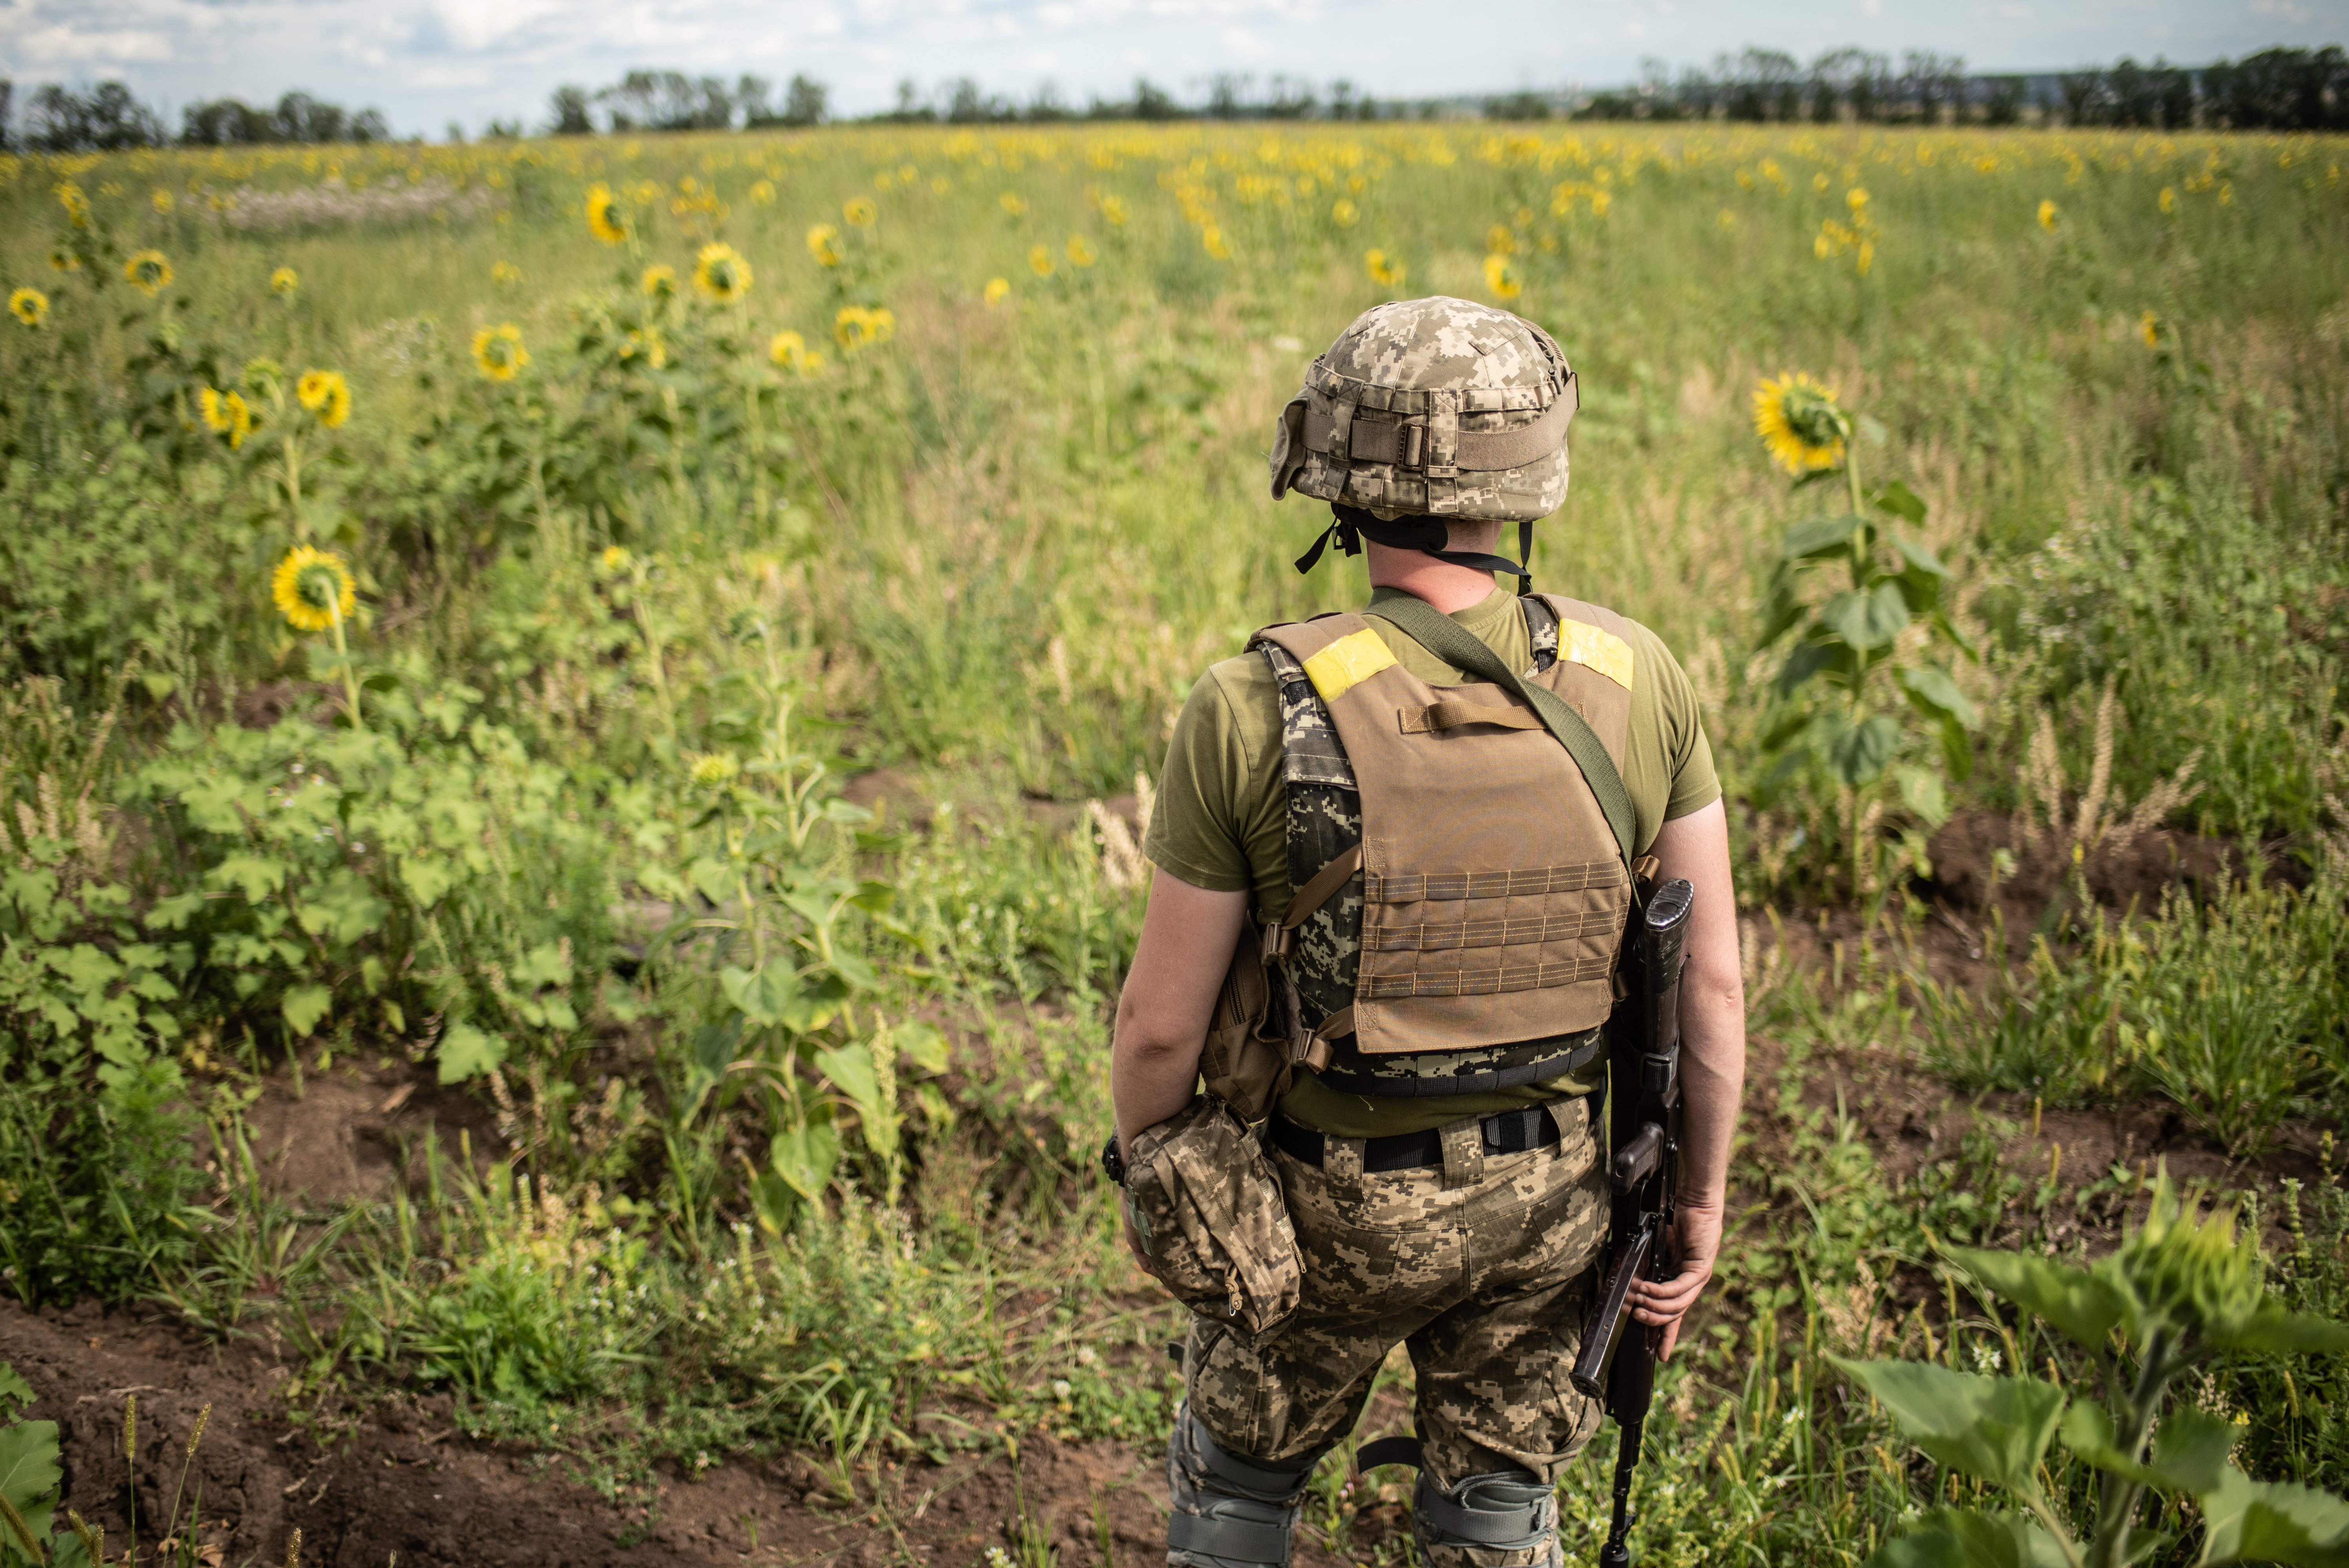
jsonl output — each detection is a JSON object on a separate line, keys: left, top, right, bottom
{"left": 0, "top": 43, "right": 2339, "bottom": 152}
{"left": 1581, "top": 44, "right": 2347, "bottom": 129}
{"left": 0, "top": 80, "right": 389, "bottom": 152}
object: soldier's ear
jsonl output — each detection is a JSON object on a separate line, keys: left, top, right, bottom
{"left": 1269, "top": 396, "right": 1308, "bottom": 499}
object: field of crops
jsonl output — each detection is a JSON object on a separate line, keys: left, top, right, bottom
{"left": 2, "top": 120, "right": 2347, "bottom": 1568}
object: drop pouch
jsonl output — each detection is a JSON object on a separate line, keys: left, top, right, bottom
{"left": 1122, "top": 1096, "right": 1302, "bottom": 1345}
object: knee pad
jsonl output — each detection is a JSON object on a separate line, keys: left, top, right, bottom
{"left": 1412, "top": 1468, "right": 1563, "bottom": 1568}
{"left": 1165, "top": 1403, "right": 1324, "bottom": 1568}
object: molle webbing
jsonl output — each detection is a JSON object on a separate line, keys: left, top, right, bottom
{"left": 1251, "top": 597, "right": 1637, "bottom": 1077}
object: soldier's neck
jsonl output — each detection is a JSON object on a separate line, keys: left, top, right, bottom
{"left": 1364, "top": 544, "right": 1499, "bottom": 617}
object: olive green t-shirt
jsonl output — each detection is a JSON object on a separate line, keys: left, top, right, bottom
{"left": 1143, "top": 584, "right": 1721, "bottom": 1137}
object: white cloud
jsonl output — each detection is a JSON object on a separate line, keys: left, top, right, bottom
{"left": 428, "top": 0, "right": 563, "bottom": 51}
{"left": 16, "top": 24, "right": 174, "bottom": 63}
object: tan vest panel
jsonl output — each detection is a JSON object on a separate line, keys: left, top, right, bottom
{"left": 1255, "top": 597, "right": 1635, "bottom": 1057}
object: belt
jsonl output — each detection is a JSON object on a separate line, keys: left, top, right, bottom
{"left": 1271, "top": 1103, "right": 1566, "bottom": 1173}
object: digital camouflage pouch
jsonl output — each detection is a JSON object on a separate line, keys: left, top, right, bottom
{"left": 1123, "top": 1096, "right": 1302, "bottom": 1343}
{"left": 1198, "top": 925, "right": 1293, "bottom": 1124}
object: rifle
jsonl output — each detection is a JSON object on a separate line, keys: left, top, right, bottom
{"left": 1568, "top": 875, "right": 1694, "bottom": 1568}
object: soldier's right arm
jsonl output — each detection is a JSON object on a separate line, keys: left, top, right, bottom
{"left": 1112, "top": 869, "right": 1250, "bottom": 1152}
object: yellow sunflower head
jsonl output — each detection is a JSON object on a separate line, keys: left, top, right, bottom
{"left": 1365, "top": 249, "right": 1406, "bottom": 289}
{"left": 999, "top": 192, "right": 1028, "bottom": 216}
{"left": 2037, "top": 199, "right": 2059, "bottom": 232}
{"left": 693, "top": 243, "right": 752, "bottom": 302}
{"left": 1065, "top": 234, "right": 1097, "bottom": 268}
{"left": 983, "top": 276, "right": 1011, "bottom": 308}
{"left": 9, "top": 287, "right": 47, "bottom": 328}
{"left": 599, "top": 545, "right": 632, "bottom": 573}
{"left": 472, "top": 324, "right": 528, "bottom": 382}
{"left": 1027, "top": 244, "right": 1055, "bottom": 278}
{"left": 491, "top": 260, "right": 522, "bottom": 286}
{"left": 270, "top": 266, "right": 300, "bottom": 298}
{"left": 2139, "top": 310, "right": 2160, "bottom": 350}
{"left": 298, "top": 369, "right": 352, "bottom": 428}
{"left": 585, "top": 183, "right": 628, "bottom": 245}
{"left": 1485, "top": 223, "right": 1516, "bottom": 255}
{"left": 806, "top": 223, "right": 843, "bottom": 267}
{"left": 271, "top": 545, "right": 357, "bottom": 632}
{"left": 200, "top": 387, "right": 257, "bottom": 450}
{"left": 1481, "top": 253, "right": 1522, "bottom": 301}
{"left": 152, "top": 188, "right": 175, "bottom": 215}
{"left": 769, "top": 329, "right": 810, "bottom": 370}
{"left": 1752, "top": 373, "right": 1848, "bottom": 476}
{"left": 843, "top": 195, "right": 877, "bottom": 229}
{"left": 1100, "top": 195, "right": 1128, "bottom": 227}
{"left": 641, "top": 264, "right": 678, "bottom": 300}
{"left": 124, "top": 249, "right": 174, "bottom": 297}
{"left": 1331, "top": 198, "right": 1358, "bottom": 227}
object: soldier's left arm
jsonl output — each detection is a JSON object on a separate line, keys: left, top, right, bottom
{"left": 1628, "top": 797, "right": 1747, "bottom": 1359}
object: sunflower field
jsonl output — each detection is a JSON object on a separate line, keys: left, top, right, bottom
{"left": 1, "top": 120, "right": 2347, "bottom": 1566}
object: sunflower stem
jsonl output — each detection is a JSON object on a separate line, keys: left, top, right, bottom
{"left": 327, "top": 603, "right": 363, "bottom": 731}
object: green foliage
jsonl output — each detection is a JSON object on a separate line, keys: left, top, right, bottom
{"left": 1848, "top": 1174, "right": 2349, "bottom": 1568}
{"left": 1918, "top": 873, "right": 2349, "bottom": 1154}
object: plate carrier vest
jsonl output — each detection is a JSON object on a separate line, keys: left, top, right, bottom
{"left": 1250, "top": 595, "right": 1638, "bottom": 1098}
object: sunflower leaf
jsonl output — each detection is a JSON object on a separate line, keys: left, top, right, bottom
{"left": 1782, "top": 514, "right": 1861, "bottom": 561}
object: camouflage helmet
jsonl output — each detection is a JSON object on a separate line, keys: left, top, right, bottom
{"left": 1268, "top": 296, "right": 1577, "bottom": 524}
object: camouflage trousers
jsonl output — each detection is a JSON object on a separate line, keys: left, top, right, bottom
{"left": 1181, "top": 1095, "right": 1606, "bottom": 1554}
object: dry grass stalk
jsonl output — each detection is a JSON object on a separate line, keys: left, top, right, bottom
{"left": 1086, "top": 772, "right": 1155, "bottom": 893}
{"left": 2013, "top": 680, "right": 2202, "bottom": 867}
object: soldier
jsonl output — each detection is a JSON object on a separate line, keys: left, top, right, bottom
{"left": 1106, "top": 298, "right": 1747, "bottom": 1568}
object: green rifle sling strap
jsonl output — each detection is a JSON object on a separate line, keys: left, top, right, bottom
{"left": 1369, "top": 594, "right": 1637, "bottom": 874}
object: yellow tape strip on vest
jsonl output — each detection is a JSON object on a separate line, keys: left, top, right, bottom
{"left": 1301, "top": 628, "right": 1397, "bottom": 703}
{"left": 1559, "top": 618, "right": 1635, "bottom": 691}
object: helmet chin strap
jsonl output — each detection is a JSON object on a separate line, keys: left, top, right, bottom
{"left": 1295, "top": 505, "right": 1533, "bottom": 596}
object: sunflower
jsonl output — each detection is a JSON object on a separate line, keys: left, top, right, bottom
{"left": 585, "top": 183, "right": 628, "bottom": 245}
{"left": 2158, "top": 187, "right": 2176, "bottom": 214}
{"left": 270, "top": 266, "right": 300, "bottom": 298}
{"left": 491, "top": 260, "right": 521, "bottom": 286}
{"left": 1482, "top": 254, "right": 1522, "bottom": 301}
{"left": 1330, "top": 198, "right": 1358, "bottom": 227}
{"left": 999, "top": 192, "right": 1028, "bottom": 216}
{"left": 620, "top": 327, "right": 668, "bottom": 368}
{"left": 641, "top": 264, "right": 678, "bottom": 299}
{"left": 472, "top": 324, "right": 528, "bottom": 381}
{"left": 1202, "top": 225, "right": 1231, "bottom": 261}
{"left": 843, "top": 196, "right": 877, "bottom": 229}
{"left": 693, "top": 243, "right": 752, "bottom": 302}
{"left": 1100, "top": 195, "right": 1128, "bottom": 227}
{"left": 770, "top": 329, "right": 810, "bottom": 368}
{"left": 1365, "top": 250, "right": 1406, "bottom": 288}
{"left": 750, "top": 180, "right": 776, "bottom": 206}
{"left": 124, "top": 249, "right": 174, "bottom": 297}
{"left": 833, "top": 306, "right": 897, "bottom": 353}
{"left": 1485, "top": 223, "right": 1515, "bottom": 255}
{"left": 298, "top": 369, "right": 351, "bottom": 429}
{"left": 1752, "top": 373, "right": 1848, "bottom": 476}
{"left": 271, "top": 545, "right": 357, "bottom": 633}
{"left": 599, "top": 545, "right": 632, "bottom": 572}
{"left": 152, "top": 188, "right": 175, "bottom": 215}
{"left": 688, "top": 752, "right": 739, "bottom": 788}
{"left": 1027, "top": 245, "right": 1055, "bottom": 278}
{"left": 2037, "top": 199, "right": 2059, "bottom": 232}
{"left": 1065, "top": 234, "right": 1096, "bottom": 268}
{"left": 200, "top": 387, "right": 256, "bottom": 450}
{"left": 9, "top": 287, "right": 46, "bottom": 328}
{"left": 806, "top": 224, "right": 843, "bottom": 267}
{"left": 2139, "top": 311, "right": 2160, "bottom": 349}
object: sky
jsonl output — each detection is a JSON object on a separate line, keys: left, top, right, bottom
{"left": 2, "top": 0, "right": 2344, "bottom": 140}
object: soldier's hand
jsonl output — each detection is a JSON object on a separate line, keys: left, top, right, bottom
{"left": 1121, "top": 1204, "right": 1160, "bottom": 1280}
{"left": 1630, "top": 1198, "right": 1723, "bottom": 1360}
